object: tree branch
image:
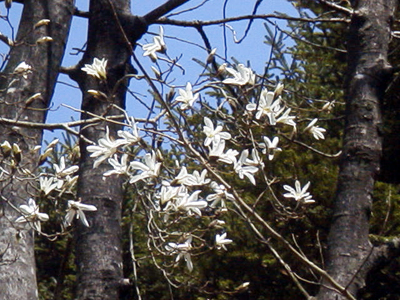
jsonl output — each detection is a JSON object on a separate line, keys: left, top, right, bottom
{"left": 144, "top": 0, "right": 191, "bottom": 24}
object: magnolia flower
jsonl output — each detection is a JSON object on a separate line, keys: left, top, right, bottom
{"left": 174, "top": 166, "right": 191, "bottom": 185}
{"left": 223, "top": 64, "right": 255, "bottom": 86}
{"left": 260, "top": 136, "right": 282, "bottom": 160}
{"left": 246, "top": 89, "right": 281, "bottom": 124}
{"left": 208, "top": 139, "right": 239, "bottom": 165}
{"left": 64, "top": 200, "right": 97, "bottom": 227}
{"left": 276, "top": 108, "right": 296, "bottom": 128}
{"left": 165, "top": 236, "right": 193, "bottom": 272}
{"left": 322, "top": 100, "right": 335, "bottom": 112}
{"left": 245, "top": 149, "right": 265, "bottom": 169}
{"left": 283, "top": 180, "right": 315, "bottom": 204}
{"left": 118, "top": 118, "right": 140, "bottom": 145}
{"left": 185, "top": 170, "right": 211, "bottom": 186}
{"left": 215, "top": 232, "right": 233, "bottom": 250}
{"left": 14, "top": 62, "right": 32, "bottom": 78}
{"left": 203, "top": 117, "right": 231, "bottom": 147}
{"left": 274, "top": 83, "right": 284, "bottom": 96}
{"left": 175, "top": 82, "right": 199, "bottom": 110}
{"left": 15, "top": 198, "right": 49, "bottom": 232}
{"left": 207, "top": 181, "right": 235, "bottom": 208}
{"left": 1, "top": 140, "right": 12, "bottom": 157}
{"left": 304, "top": 118, "right": 326, "bottom": 140}
{"left": 53, "top": 156, "right": 79, "bottom": 188}
{"left": 81, "top": 57, "right": 107, "bottom": 80}
{"left": 174, "top": 190, "right": 208, "bottom": 216}
{"left": 157, "top": 184, "right": 180, "bottom": 205}
{"left": 234, "top": 150, "right": 259, "bottom": 185}
{"left": 175, "top": 167, "right": 210, "bottom": 186}
{"left": 142, "top": 26, "right": 166, "bottom": 62}
{"left": 129, "top": 151, "right": 161, "bottom": 183}
{"left": 87, "top": 127, "right": 127, "bottom": 168}
{"left": 103, "top": 154, "right": 130, "bottom": 177}
{"left": 39, "top": 176, "right": 58, "bottom": 195}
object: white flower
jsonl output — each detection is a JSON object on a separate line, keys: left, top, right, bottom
{"left": 14, "top": 62, "right": 32, "bottom": 78}
{"left": 87, "top": 127, "right": 127, "bottom": 168}
{"left": 246, "top": 89, "right": 281, "bottom": 124}
{"left": 244, "top": 149, "right": 264, "bottom": 169}
{"left": 53, "top": 156, "right": 79, "bottom": 188}
{"left": 81, "top": 57, "right": 107, "bottom": 80}
{"left": 260, "top": 136, "right": 282, "bottom": 160}
{"left": 203, "top": 117, "right": 231, "bottom": 147}
{"left": 157, "top": 184, "right": 180, "bottom": 205}
{"left": 15, "top": 198, "right": 49, "bottom": 232}
{"left": 175, "top": 167, "right": 210, "bottom": 186}
{"left": 39, "top": 176, "right": 58, "bottom": 195}
{"left": 142, "top": 26, "right": 166, "bottom": 62}
{"left": 304, "top": 118, "right": 326, "bottom": 140}
{"left": 223, "top": 64, "right": 255, "bottom": 86}
{"left": 165, "top": 236, "right": 193, "bottom": 272}
{"left": 283, "top": 180, "right": 315, "bottom": 204}
{"left": 185, "top": 170, "right": 211, "bottom": 186}
{"left": 209, "top": 140, "right": 239, "bottom": 165}
{"left": 175, "top": 82, "right": 199, "bottom": 110}
{"left": 276, "top": 108, "right": 296, "bottom": 128}
{"left": 103, "top": 154, "right": 130, "bottom": 177}
{"left": 175, "top": 190, "right": 208, "bottom": 216}
{"left": 207, "top": 181, "right": 235, "bottom": 208}
{"left": 118, "top": 117, "right": 140, "bottom": 145}
{"left": 274, "top": 83, "right": 284, "bottom": 96}
{"left": 129, "top": 151, "right": 161, "bottom": 183}
{"left": 234, "top": 150, "right": 259, "bottom": 185}
{"left": 322, "top": 100, "right": 335, "bottom": 112}
{"left": 215, "top": 232, "right": 233, "bottom": 250}
{"left": 64, "top": 200, "right": 98, "bottom": 227}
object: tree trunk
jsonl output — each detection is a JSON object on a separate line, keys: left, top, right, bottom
{"left": 317, "top": 1, "right": 397, "bottom": 299}
{"left": 0, "top": 1, "right": 74, "bottom": 299}
{"left": 72, "top": 1, "right": 146, "bottom": 299}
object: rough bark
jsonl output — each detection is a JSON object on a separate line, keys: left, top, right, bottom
{"left": 0, "top": 1, "right": 74, "bottom": 299}
{"left": 72, "top": 1, "right": 147, "bottom": 299}
{"left": 316, "top": 1, "right": 397, "bottom": 299}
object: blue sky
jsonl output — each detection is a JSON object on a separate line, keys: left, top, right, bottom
{"left": 0, "top": 0, "right": 298, "bottom": 142}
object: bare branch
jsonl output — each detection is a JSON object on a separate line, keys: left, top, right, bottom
{"left": 156, "top": 14, "right": 350, "bottom": 27}
{"left": 144, "top": 0, "right": 192, "bottom": 24}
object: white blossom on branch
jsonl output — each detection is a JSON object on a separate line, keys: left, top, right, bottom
{"left": 304, "top": 118, "right": 326, "bottom": 140}
{"left": 223, "top": 64, "right": 255, "bottom": 86}
{"left": 15, "top": 198, "right": 49, "bottom": 233}
{"left": 81, "top": 57, "right": 107, "bottom": 80}
{"left": 87, "top": 127, "right": 127, "bottom": 168}
{"left": 283, "top": 180, "right": 315, "bottom": 204}
{"left": 129, "top": 151, "right": 161, "bottom": 183}
{"left": 259, "top": 136, "right": 282, "bottom": 161}
{"left": 215, "top": 232, "right": 233, "bottom": 250}
{"left": 64, "top": 200, "right": 98, "bottom": 227}
{"left": 203, "top": 117, "right": 231, "bottom": 147}
{"left": 142, "top": 26, "right": 166, "bottom": 62}
{"left": 175, "top": 82, "right": 199, "bottom": 110}
{"left": 165, "top": 236, "right": 193, "bottom": 272}
{"left": 246, "top": 88, "right": 281, "bottom": 124}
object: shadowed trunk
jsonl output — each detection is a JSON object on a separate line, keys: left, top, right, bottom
{"left": 316, "top": 0, "right": 397, "bottom": 299}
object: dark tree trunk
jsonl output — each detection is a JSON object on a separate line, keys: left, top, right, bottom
{"left": 72, "top": 1, "right": 146, "bottom": 299}
{"left": 317, "top": 1, "right": 397, "bottom": 299}
{"left": 0, "top": 1, "right": 74, "bottom": 299}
